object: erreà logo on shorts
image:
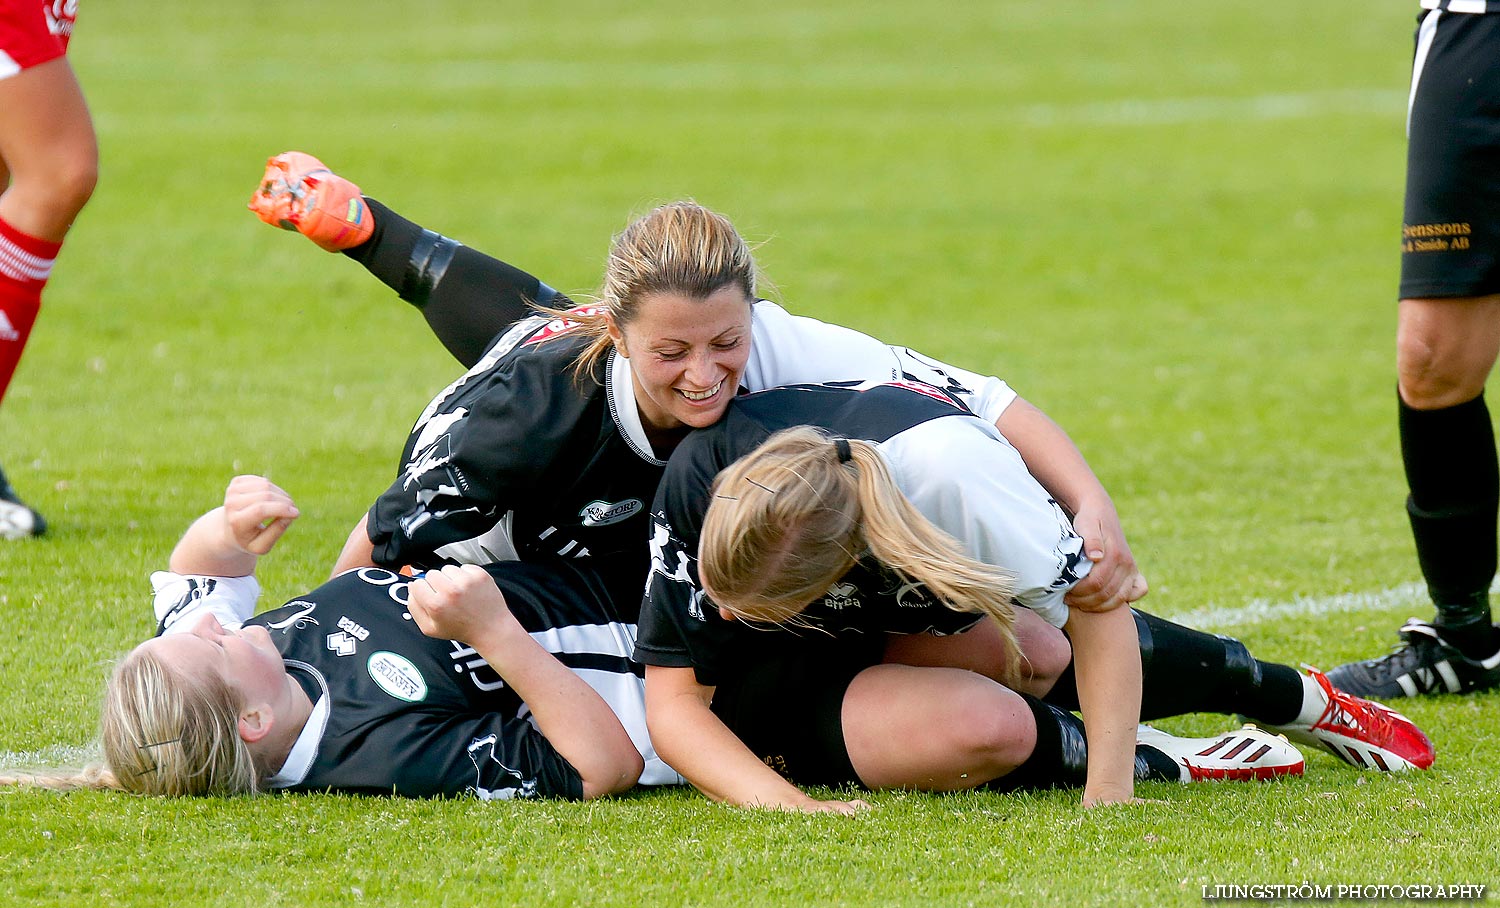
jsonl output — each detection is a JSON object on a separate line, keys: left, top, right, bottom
{"left": 368, "top": 651, "right": 428, "bottom": 702}
{"left": 579, "top": 499, "right": 643, "bottom": 527}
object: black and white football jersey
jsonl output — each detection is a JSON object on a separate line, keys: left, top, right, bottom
{"left": 151, "top": 559, "right": 684, "bottom": 798}
{"left": 633, "top": 382, "right": 1090, "bottom": 687}
{"left": 365, "top": 301, "right": 1019, "bottom": 614}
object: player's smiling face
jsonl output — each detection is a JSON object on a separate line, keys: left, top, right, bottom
{"left": 611, "top": 285, "right": 753, "bottom": 436}
{"left": 144, "top": 611, "right": 288, "bottom": 710}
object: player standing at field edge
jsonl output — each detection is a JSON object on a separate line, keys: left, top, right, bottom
{"left": 0, "top": 0, "right": 98, "bottom": 539}
{"left": 1326, "top": 0, "right": 1500, "bottom": 697}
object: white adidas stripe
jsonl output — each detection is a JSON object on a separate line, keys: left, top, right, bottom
{"left": 0, "top": 234, "right": 54, "bottom": 283}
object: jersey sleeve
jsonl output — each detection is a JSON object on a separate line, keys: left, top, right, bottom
{"left": 365, "top": 341, "right": 591, "bottom": 570}
{"left": 881, "top": 416, "right": 1089, "bottom": 628}
{"left": 150, "top": 571, "right": 261, "bottom": 636}
{"left": 633, "top": 425, "right": 750, "bottom": 687}
{"left": 742, "top": 301, "right": 1017, "bottom": 422}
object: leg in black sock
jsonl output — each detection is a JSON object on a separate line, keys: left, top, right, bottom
{"left": 984, "top": 692, "right": 1183, "bottom": 791}
{"left": 1400, "top": 393, "right": 1500, "bottom": 658}
{"left": 1042, "top": 610, "right": 1305, "bottom": 725}
{"left": 983, "top": 695, "right": 1088, "bottom": 792}
{"left": 343, "top": 198, "right": 571, "bottom": 368}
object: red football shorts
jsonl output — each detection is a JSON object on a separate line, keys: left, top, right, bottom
{"left": 0, "top": 0, "right": 75, "bottom": 81}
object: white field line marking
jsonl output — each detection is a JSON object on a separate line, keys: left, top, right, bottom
{"left": 0, "top": 744, "right": 96, "bottom": 770}
{"left": 1015, "top": 89, "right": 1404, "bottom": 128}
{"left": 98, "top": 87, "right": 1406, "bottom": 136}
{"left": 1176, "top": 578, "right": 1500, "bottom": 632}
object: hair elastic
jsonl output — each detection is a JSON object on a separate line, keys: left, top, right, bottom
{"left": 833, "top": 438, "right": 853, "bottom": 463}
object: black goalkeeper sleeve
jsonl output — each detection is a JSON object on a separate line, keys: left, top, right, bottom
{"left": 342, "top": 197, "right": 571, "bottom": 368}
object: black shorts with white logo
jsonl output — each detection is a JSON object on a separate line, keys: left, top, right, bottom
{"left": 1401, "top": 10, "right": 1500, "bottom": 299}
{"left": 708, "top": 635, "right": 884, "bottom": 789}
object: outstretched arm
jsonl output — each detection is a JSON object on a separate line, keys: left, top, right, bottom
{"left": 167, "top": 475, "right": 299, "bottom": 578}
{"left": 408, "top": 564, "right": 642, "bottom": 799}
{"left": 996, "top": 398, "right": 1147, "bottom": 612}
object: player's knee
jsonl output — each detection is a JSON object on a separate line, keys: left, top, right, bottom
{"left": 1014, "top": 625, "right": 1071, "bottom": 697}
{"left": 49, "top": 150, "right": 98, "bottom": 218}
{"left": 945, "top": 690, "right": 1034, "bottom": 774}
{"left": 1398, "top": 332, "right": 1485, "bottom": 409}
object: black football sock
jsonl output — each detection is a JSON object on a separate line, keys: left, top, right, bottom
{"left": 1042, "top": 610, "right": 1306, "bottom": 725}
{"left": 343, "top": 198, "right": 567, "bottom": 368}
{"left": 982, "top": 693, "right": 1185, "bottom": 790}
{"left": 983, "top": 695, "right": 1088, "bottom": 792}
{"left": 1400, "top": 392, "right": 1500, "bottom": 658}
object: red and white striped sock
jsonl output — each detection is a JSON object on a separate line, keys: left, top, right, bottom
{"left": 0, "top": 216, "right": 61, "bottom": 407}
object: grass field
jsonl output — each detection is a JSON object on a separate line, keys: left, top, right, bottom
{"left": 1, "top": 1, "right": 1494, "bottom": 904}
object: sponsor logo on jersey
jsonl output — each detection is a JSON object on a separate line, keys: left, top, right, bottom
{"left": 448, "top": 640, "right": 506, "bottom": 692}
{"left": 368, "top": 651, "right": 428, "bottom": 702}
{"left": 579, "top": 498, "right": 643, "bottom": 527}
{"left": 326, "top": 631, "right": 359, "bottom": 657}
{"left": 895, "top": 581, "right": 935, "bottom": 609}
{"left": 822, "top": 581, "right": 861, "bottom": 611}
{"left": 337, "top": 616, "right": 370, "bottom": 640}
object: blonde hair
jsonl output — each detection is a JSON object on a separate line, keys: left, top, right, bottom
{"left": 699, "top": 427, "right": 1023, "bottom": 683}
{"left": 537, "top": 201, "right": 759, "bottom": 378}
{"left": 100, "top": 647, "right": 261, "bottom": 796}
{"left": 1, "top": 647, "right": 261, "bottom": 797}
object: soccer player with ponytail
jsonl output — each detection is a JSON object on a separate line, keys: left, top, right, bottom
{"left": 635, "top": 383, "right": 1436, "bottom": 811}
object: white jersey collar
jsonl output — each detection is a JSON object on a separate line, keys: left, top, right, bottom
{"left": 605, "top": 349, "right": 668, "bottom": 466}
{"left": 265, "top": 661, "right": 331, "bottom": 790}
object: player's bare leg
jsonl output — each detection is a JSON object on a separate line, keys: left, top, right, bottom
{"left": 0, "top": 56, "right": 99, "bottom": 538}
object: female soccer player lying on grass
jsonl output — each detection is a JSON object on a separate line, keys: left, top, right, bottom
{"left": 5, "top": 475, "right": 661, "bottom": 798}
{"left": 634, "top": 382, "right": 1437, "bottom": 811}
{"left": 4, "top": 475, "right": 1279, "bottom": 802}
{"left": 247, "top": 152, "right": 1144, "bottom": 623}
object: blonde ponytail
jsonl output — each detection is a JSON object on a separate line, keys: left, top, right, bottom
{"left": 700, "top": 427, "right": 1022, "bottom": 682}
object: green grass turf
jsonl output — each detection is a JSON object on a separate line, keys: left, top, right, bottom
{"left": 1, "top": 0, "right": 1494, "bottom": 904}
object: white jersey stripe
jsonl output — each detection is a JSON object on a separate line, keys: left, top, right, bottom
{"left": 1421, "top": 0, "right": 1493, "bottom": 12}
{"left": 1409, "top": 9, "right": 1442, "bottom": 137}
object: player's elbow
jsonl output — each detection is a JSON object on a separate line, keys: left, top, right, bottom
{"left": 578, "top": 749, "right": 644, "bottom": 799}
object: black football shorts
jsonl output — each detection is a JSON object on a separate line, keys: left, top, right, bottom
{"left": 1401, "top": 10, "right": 1500, "bottom": 299}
